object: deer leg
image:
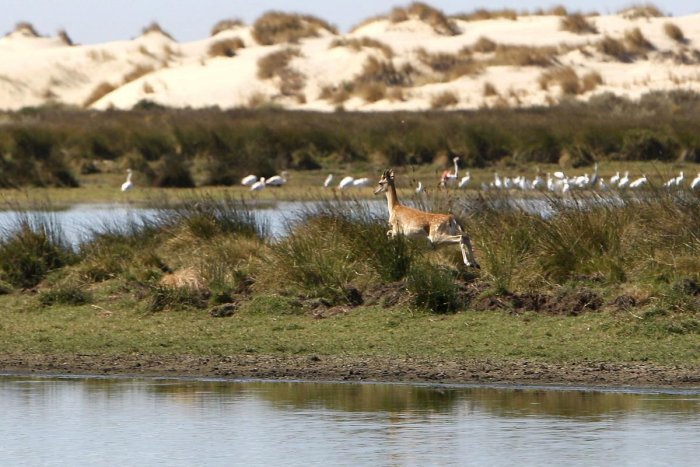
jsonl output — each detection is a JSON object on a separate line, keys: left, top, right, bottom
{"left": 430, "top": 232, "right": 480, "bottom": 268}
{"left": 461, "top": 234, "right": 480, "bottom": 269}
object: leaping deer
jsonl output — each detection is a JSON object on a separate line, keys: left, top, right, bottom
{"left": 374, "top": 169, "right": 480, "bottom": 268}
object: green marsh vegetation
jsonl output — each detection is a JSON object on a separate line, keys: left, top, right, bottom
{"left": 0, "top": 93, "right": 699, "bottom": 365}
{"left": 1, "top": 91, "right": 700, "bottom": 195}
{"left": 0, "top": 184, "right": 698, "bottom": 365}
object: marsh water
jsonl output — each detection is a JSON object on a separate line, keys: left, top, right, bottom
{"left": 1, "top": 376, "right": 698, "bottom": 466}
{"left": 0, "top": 196, "right": 575, "bottom": 246}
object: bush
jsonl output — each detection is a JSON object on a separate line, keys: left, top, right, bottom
{"left": 620, "top": 129, "right": 678, "bottom": 161}
{"left": 560, "top": 14, "right": 597, "bottom": 34}
{"left": 83, "top": 82, "right": 117, "bottom": 107}
{"left": 539, "top": 66, "right": 580, "bottom": 95}
{"left": 210, "top": 18, "right": 245, "bottom": 36}
{"left": 390, "top": 2, "right": 460, "bottom": 35}
{"left": 140, "top": 22, "right": 175, "bottom": 41}
{"left": 0, "top": 213, "right": 76, "bottom": 288}
{"left": 252, "top": 11, "right": 337, "bottom": 45}
{"left": 663, "top": 22, "right": 685, "bottom": 43}
{"left": 257, "top": 47, "right": 301, "bottom": 79}
{"left": 329, "top": 37, "right": 394, "bottom": 59}
{"left": 208, "top": 38, "right": 245, "bottom": 58}
{"left": 472, "top": 36, "right": 497, "bottom": 53}
{"left": 39, "top": 283, "right": 92, "bottom": 306}
{"left": 407, "top": 261, "right": 461, "bottom": 313}
{"left": 430, "top": 91, "right": 459, "bottom": 109}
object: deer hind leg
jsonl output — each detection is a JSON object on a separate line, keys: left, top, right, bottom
{"left": 428, "top": 232, "right": 479, "bottom": 268}
{"left": 460, "top": 233, "right": 480, "bottom": 269}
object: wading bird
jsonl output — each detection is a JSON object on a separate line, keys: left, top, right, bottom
{"left": 250, "top": 177, "right": 266, "bottom": 191}
{"left": 323, "top": 174, "right": 334, "bottom": 188}
{"left": 439, "top": 156, "right": 460, "bottom": 187}
{"left": 121, "top": 169, "right": 134, "bottom": 192}
{"left": 241, "top": 174, "right": 258, "bottom": 186}
{"left": 266, "top": 171, "right": 288, "bottom": 187}
{"left": 338, "top": 176, "right": 354, "bottom": 189}
{"left": 374, "top": 169, "right": 480, "bottom": 268}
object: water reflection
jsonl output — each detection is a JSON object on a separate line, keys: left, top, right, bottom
{"left": 1, "top": 376, "right": 698, "bottom": 466}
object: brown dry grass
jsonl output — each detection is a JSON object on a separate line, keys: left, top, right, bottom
{"left": 210, "top": 18, "right": 245, "bottom": 36}
{"left": 389, "top": 2, "right": 460, "bottom": 36}
{"left": 619, "top": 4, "right": 664, "bottom": 19}
{"left": 472, "top": 36, "right": 498, "bottom": 53}
{"left": 483, "top": 82, "right": 498, "bottom": 97}
{"left": 57, "top": 29, "right": 73, "bottom": 46}
{"left": 252, "top": 11, "right": 337, "bottom": 45}
{"left": 452, "top": 9, "right": 518, "bottom": 21}
{"left": 490, "top": 44, "right": 558, "bottom": 67}
{"left": 257, "top": 47, "right": 302, "bottom": 79}
{"left": 329, "top": 37, "right": 394, "bottom": 59}
{"left": 123, "top": 65, "right": 155, "bottom": 84}
{"left": 581, "top": 71, "right": 603, "bottom": 92}
{"left": 416, "top": 48, "right": 483, "bottom": 81}
{"left": 83, "top": 82, "right": 117, "bottom": 108}
{"left": 560, "top": 14, "right": 598, "bottom": 34}
{"left": 141, "top": 22, "right": 175, "bottom": 41}
{"left": 663, "top": 22, "right": 686, "bottom": 44}
{"left": 539, "top": 66, "right": 580, "bottom": 95}
{"left": 12, "top": 21, "right": 40, "bottom": 37}
{"left": 208, "top": 37, "right": 245, "bottom": 58}
{"left": 625, "top": 28, "right": 655, "bottom": 53}
{"left": 430, "top": 90, "right": 459, "bottom": 108}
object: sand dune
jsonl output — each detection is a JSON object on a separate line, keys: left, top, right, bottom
{"left": 1, "top": 7, "right": 700, "bottom": 112}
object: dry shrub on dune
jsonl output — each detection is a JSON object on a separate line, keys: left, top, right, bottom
{"left": 57, "top": 29, "right": 74, "bottom": 46}
{"left": 539, "top": 66, "right": 580, "bottom": 95}
{"left": 430, "top": 90, "right": 459, "bottom": 108}
{"left": 619, "top": 4, "right": 664, "bottom": 19}
{"left": 208, "top": 37, "right": 245, "bottom": 58}
{"left": 416, "top": 48, "right": 483, "bottom": 81}
{"left": 141, "top": 22, "right": 175, "bottom": 41}
{"left": 452, "top": 8, "right": 518, "bottom": 22}
{"left": 491, "top": 44, "right": 558, "bottom": 67}
{"left": 329, "top": 37, "right": 394, "bottom": 59}
{"left": 560, "top": 13, "right": 598, "bottom": 34}
{"left": 257, "top": 47, "right": 305, "bottom": 98}
{"left": 624, "top": 27, "right": 655, "bottom": 53}
{"left": 663, "top": 22, "right": 686, "bottom": 44}
{"left": 472, "top": 36, "right": 498, "bottom": 53}
{"left": 83, "top": 82, "right": 117, "bottom": 107}
{"left": 11, "top": 21, "right": 40, "bottom": 37}
{"left": 210, "top": 18, "right": 245, "bottom": 36}
{"left": 389, "top": 2, "right": 460, "bottom": 36}
{"left": 252, "top": 11, "right": 337, "bottom": 45}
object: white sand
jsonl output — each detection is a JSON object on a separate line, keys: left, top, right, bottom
{"left": 1, "top": 11, "right": 699, "bottom": 112}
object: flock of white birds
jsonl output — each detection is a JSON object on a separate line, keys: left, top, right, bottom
{"left": 120, "top": 164, "right": 700, "bottom": 193}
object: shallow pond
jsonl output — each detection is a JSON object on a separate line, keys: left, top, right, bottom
{"left": 1, "top": 376, "right": 698, "bottom": 466}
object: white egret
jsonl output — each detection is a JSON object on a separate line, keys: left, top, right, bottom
{"left": 121, "top": 169, "right": 134, "bottom": 192}
{"left": 250, "top": 177, "right": 266, "bottom": 191}
{"left": 416, "top": 181, "right": 424, "bottom": 193}
{"left": 458, "top": 172, "right": 471, "bottom": 189}
{"left": 352, "top": 177, "right": 370, "bottom": 187}
{"left": 690, "top": 173, "right": 700, "bottom": 190}
{"left": 338, "top": 176, "right": 354, "bottom": 189}
{"left": 629, "top": 175, "right": 647, "bottom": 189}
{"left": 323, "top": 174, "right": 334, "bottom": 187}
{"left": 241, "top": 174, "right": 258, "bottom": 186}
{"left": 266, "top": 171, "right": 288, "bottom": 187}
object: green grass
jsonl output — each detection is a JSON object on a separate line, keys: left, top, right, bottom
{"left": 0, "top": 293, "right": 697, "bottom": 365}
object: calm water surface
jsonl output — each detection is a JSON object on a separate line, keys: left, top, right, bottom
{"left": 1, "top": 376, "right": 698, "bottom": 466}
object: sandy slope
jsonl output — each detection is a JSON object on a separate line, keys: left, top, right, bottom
{"left": 1, "top": 11, "right": 700, "bottom": 112}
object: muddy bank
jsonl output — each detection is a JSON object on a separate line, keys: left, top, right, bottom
{"left": 1, "top": 353, "right": 698, "bottom": 389}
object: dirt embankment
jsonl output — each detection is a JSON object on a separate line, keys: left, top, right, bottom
{"left": 1, "top": 353, "right": 698, "bottom": 389}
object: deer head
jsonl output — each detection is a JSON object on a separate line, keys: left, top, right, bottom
{"left": 374, "top": 169, "right": 394, "bottom": 195}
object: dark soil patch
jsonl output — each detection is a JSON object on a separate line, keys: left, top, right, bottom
{"left": 363, "top": 282, "right": 410, "bottom": 308}
{"left": 611, "top": 294, "right": 637, "bottom": 310}
{"left": 471, "top": 288, "right": 603, "bottom": 316}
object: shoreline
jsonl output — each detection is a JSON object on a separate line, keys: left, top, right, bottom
{"left": 1, "top": 353, "right": 699, "bottom": 389}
